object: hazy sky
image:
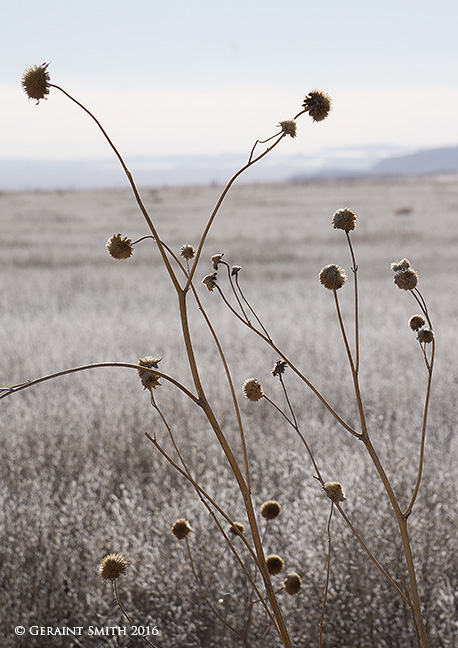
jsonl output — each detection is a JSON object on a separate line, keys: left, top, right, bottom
{"left": 3, "top": 0, "right": 458, "bottom": 161}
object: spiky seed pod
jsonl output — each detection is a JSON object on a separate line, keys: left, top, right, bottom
{"left": 266, "top": 555, "right": 285, "bottom": 576}
{"left": 98, "top": 553, "right": 128, "bottom": 580}
{"left": 283, "top": 573, "right": 302, "bottom": 595}
{"left": 21, "top": 63, "right": 51, "bottom": 104}
{"left": 202, "top": 272, "right": 217, "bottom": 291}
{"left": 229, "top": 521, "right": 246, "bottom": 535}
{"left": 242, "top": 378, "right": 264, "bottom": 402}
{"left": 211, "top": 253, "right": 224, "bottom": 270}
{"left": 271, "top": 360, "right": 288, "bottom": 377}
{"left": 394, "top": 268, "right": 418, "bottom": 290}
{"left": 279, "top": 120, "right": 297, "bottom": 138}
{"left": 231, "top": 265, "right": 242, "bottom": 276}
{"left": 417, "top": 329, "right": 434, "bottom": 344}
{"left": 137, "top": 356, "right": 161, "bottom": 391}
{"left": 302, "top": 90, "right": 332, "bottom": 122}
{"left": 260, "top": 500, "right": 282, "bottom": 520}
{"left": 319, "top": 264, "right": 347, "bottom": 290}
{"left": 180, "top": 244, "right": 195, "bottom": 260}
{"left": 409, "top": 315, "right": 426, "bottom": 331}
{"left": 323, "top": 481, "right": 346, "bottom": 503}
{"left": 172, "top": 518, "right": 193, "bottom": 540}
{"left": 391, "top": 258, "right": 411, "bottom": 273}
{"left": 106, "top": 233, "right": 133, "bottom": 260}
{"left": 332, "top": 208, "right": 357, "bottom": 233}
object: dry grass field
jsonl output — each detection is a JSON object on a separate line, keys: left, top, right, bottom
{"left": 1, "top": 175, "right": 457, "bottom": 647}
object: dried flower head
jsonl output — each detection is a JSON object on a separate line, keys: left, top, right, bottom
{"left": 180, "top": 244, "right": 195, "bottom": 260}
{"left": 106, "top": 233, "right": 133, "bottom": 260}
{"left": 137, "top": 356, "right": 161, "bottom": 391}
{"left": 332, "top": 208, "right": 357, "bottom": 233}
{"left": 260, "top": 500, "right": 282, "bottom": 520}
{"left": 202, "top": 272, "right": 217, "bottom": 291}
{"left": 302, "top": 90, "right": 332, "bottom": 122}
{"left": 22, "top": 63, "right": 51, "bottom": 104}
{"left": 242, "top": 378, "right": 264, "bottom": 402}
{"left": 283, "top": 573, "right": 302, "bottom": 595}
{"left": 172, "top": 518, "right": 193, "bottom": 540}
{"left": 279, "top": 120, "right": 297, "bottom": 138}
{"left": 394, "top": 268, "right": 418, "bottom": 291}
{"left": 417, "top": 329, "right": 434, "bottom": 344}
{"left": 409, "top": 315, "right": 426, "bottom": 331}
{"left": 229, "top": 521, "right": 246, "bottom": 535}
{"left": 231, "top": 265, "right": 242, "bottom": 276}
{"left": 271, "top": 360, "right": 288, "bottom": 377}
{"left": 211, "top": 253, "right": 224, "bottom": 270}
{"left": 323, "top": 481, "right": 346, "bottom": 503}
{"left": 266, "top": 555, "right": 285, "bottom": 576}
{"left": 319, "top": 264, "right": 347, "bottom": 290}
{"left": 98, "top": 553, "right": 128, "bottom": 580}
{"left": 391, "top": 258, "right": 411, "bottom": 273}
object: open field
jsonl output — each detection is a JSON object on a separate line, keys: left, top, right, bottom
{"left": 1, "top": 175, "right": 458, "bottom": 647}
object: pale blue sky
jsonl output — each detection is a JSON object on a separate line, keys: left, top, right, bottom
{"left": 3, "top": 0, "right": 458, "bottom": 160}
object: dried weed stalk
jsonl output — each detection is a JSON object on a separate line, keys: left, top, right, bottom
{"left": 3, "top": 62, "right": 437, "bottom": 647}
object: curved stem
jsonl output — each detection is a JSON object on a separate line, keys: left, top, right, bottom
{"left": 185, "top": 133, "right": 285, "bottom": 290}
{"left": 49, "top": 83, "right": 182, "bottom": 294}
{"left": 319, "top": 504, "right": 334, "bottom": 648}
{"left": 345, "top": 232, "right": 360, "bottom": 373}
{"left": 0, "top": 362, "right": 199, "bottom": 404}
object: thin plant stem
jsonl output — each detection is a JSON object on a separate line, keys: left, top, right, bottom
{"left": 235, "top": 274, "right": 273, "bottom": 341}
{"left": 190, "top": 281, "right": 251, "bottom": 491}
{"left": 263, "top": 394, "right": 324, "bottom": 484}
{"left": 215, "top": 284, "right": 359, "bottom": 437}
{"left": 144, "top": 432, "right": 282, "bottom": 636}
{"left": 319, "top": 503, "right": 334, "bottom": 648}
{"left": 264, "top": 392, "right": 412, "bottom": 606}
{"left": 345, "top": 231, "right": 360, "bottom": 373}
{"left": 0, "top": 362, "right": 199, "bottom": 404}
{"left": 113, "top": 580, "right": 157, "bottom": 648}
{"left": 184, "top": 537, "right": 242, "bottom": 638}
{"left": 404, "top": 336, "right": 435, "bottom": 517}
{"left": 49, "top": 84, "right": 182, "bottom": 294}
{"left": 186, "top": 132, "right": 285, "bottom": 289}
{"left": 332, "top": 290, "right": 366, "bottom": 435}
{"left": 332, "top": 291, "right": 429, "bottom": 647}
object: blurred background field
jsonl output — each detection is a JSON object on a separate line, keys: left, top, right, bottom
{"left": 1, "top": 175, "right": 457, "bottom": 647}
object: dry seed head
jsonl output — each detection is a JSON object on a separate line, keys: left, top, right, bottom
{"left": 394, "top": 268, "right": 418, "bottom": 291}
{"left": 319, "top": 264, "right": 347, "bottom": 290}
{"left": 172, "top": 518, "right": 193, "bottom": 540}
{"left": 229, "top": 521, "right": 246, "bottom": 535}
{"left": 302, "top": 90, "right": 332, "bottom": 122}
{"left": 211, "top": 253, "right": 224, "bottom": 270}
{"left": 391, "top": 258, "right": 411, "bottom": 273}
{"left": 106, "top": 233, "right": 133, "bottom": 260}
{"left": 180, "top": 244, "right": 195, "bottom": 260}
{"left": 283, "top": 573, "right": 302, "bottom": 595}
{"left": 323, "top": 481, "right": 346, "bottom": 503}
{"left": 271, "top": 360, "right": 288, "bottom": 377}
{"left": 137, "top": 356, "right": 161, "bottom": 391}
{"left": 279, "top": 120, "right": 297, "bottom": 138}
{"left": 260, "top": 500, "right": 282, "bottom": 520}
{"left": 332, "top": 208, "right": 357, "bottom": 233}
{"left": 409, "top": 315, "right": 426, "bottom": 331}
{"left": 266, "top": 555, "right": 285, "bottom": 576}
{"left": 231, "top": 265, "right": 242, "bottom": 276}
{"left": 242, "top": 378, "right": 264, "bottom": 402}
{"left": 202, "top": 272, "right": 218, "bottom": 291}
{"left": 22, "top": 63, "right": 51, "bottom": 104}
{"left": 417, "top": 329, "right": 434, "bottom": 344}
{"left": 98, "top": 553, "right": 128, "bottom": 580}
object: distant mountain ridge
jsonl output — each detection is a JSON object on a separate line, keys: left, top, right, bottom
{"left": 369, "top": 145, "right": 458, "bottom": 176}
{"left": 1, "top": 145, "right": 458, "bottom": 191}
